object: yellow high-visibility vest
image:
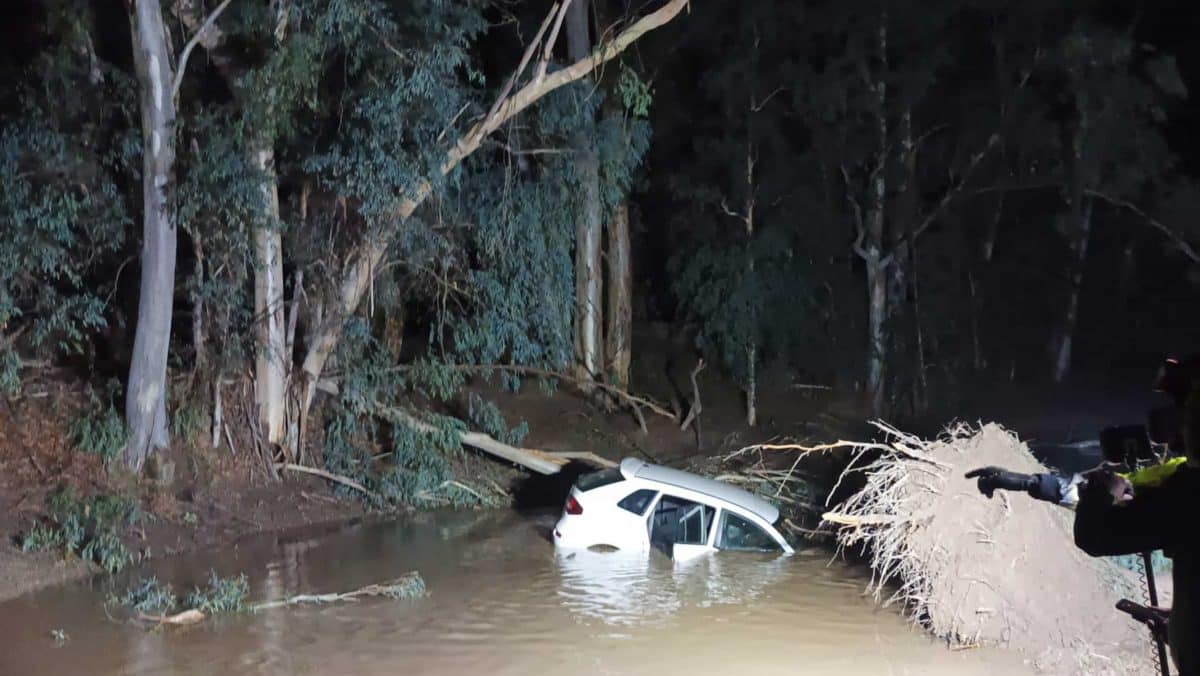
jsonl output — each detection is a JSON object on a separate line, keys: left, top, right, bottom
{"left": 1121, "top": 456, "right": 1188, "bottom": 490}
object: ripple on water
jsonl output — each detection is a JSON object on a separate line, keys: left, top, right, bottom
{"left": 0, "top": 509, "right": 1034, "bottom": 676}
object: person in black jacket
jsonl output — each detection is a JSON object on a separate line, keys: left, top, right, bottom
{"left": 968, "top": 357, "right": 1199, "bottom": 674}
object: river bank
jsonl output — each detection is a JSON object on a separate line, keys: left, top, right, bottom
{"left": 0, "top": 357, "right": 847, "bottom": 603}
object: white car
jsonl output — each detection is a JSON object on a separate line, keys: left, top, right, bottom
{"left": 553, "top": 457, "right": 794, "bottom": 560}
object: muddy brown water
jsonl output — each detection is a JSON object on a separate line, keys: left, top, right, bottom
{"left": 0, "top": 510, "right": 1034, "bottom": 675}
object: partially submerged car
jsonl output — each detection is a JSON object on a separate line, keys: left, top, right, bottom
{"left": 553, "top": 457, "right": 794, "bottom": 560}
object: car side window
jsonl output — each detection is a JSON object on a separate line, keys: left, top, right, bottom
{"left": 617, "top": 489, "right": 657, "bottom": 515}
{"left": 718, "top": 511, "right": 781, "bottom": 552}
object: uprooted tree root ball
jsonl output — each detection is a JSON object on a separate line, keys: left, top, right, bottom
{"left": 821, "top": 422, "right": 1153, "bottom": 675}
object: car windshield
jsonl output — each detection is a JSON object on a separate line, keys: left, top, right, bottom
{"left": 575, "top": 467, "right": 624, "bottom": 492}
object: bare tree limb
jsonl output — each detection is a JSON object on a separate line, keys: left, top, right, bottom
{"left": 904, "top": 132, "right": 1001, "bottom": 244}
{"left": 483, "top": 3, "right": 559, "bottom": 126}
{"left": 276, "top": 462, "right": 375, "bottom": 497}
{"left": 172, "top": 0, "right": 235, "bottom": 99}
{"left": 534, "top": 0, "right": 574, "bottom": 85}
{"left": 1086, "top": 190, "right": 1200, "bottom": 264}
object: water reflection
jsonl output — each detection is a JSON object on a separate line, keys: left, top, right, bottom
{"left": 0, "top": 509, "right": 1034, "bottom": 676}
{"left": 553, "top": 548, "right": 792, "bottom": 626}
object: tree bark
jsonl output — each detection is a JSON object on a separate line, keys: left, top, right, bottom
{"left": 124, "top": 0, "right": 179, "bottom": 470}
{"left": 865, "top": 254, "right": 887, "bottom": 418}
{"left": 605, "top": 202, "right": 632, "bottom": 388}
{"left": 251, "top": 143, "right": 288, "bottom": 446}
{"left": 567, "top": 0, "right": 604, "bottom": 384}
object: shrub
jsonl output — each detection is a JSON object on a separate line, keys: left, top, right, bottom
{"left": 20, "top": 489, "right": 140, "bottom": 573}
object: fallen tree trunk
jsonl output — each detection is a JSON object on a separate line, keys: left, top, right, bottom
{"left": 386, "top": 407, "right": 613, "bottom": 475}
{"left": 315, "top": 377, "right": 621, "bottom": 476}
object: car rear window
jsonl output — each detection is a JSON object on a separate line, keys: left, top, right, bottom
{"left": 617, "top": 489, "right": 657, "bottom": 515}
{"left": 575, "top": 467, "right": 623, "bottom": 492}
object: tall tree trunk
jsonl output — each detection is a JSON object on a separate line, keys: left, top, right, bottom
{"left": 252, "top": 143, "right": 288, "bottom": 446}
{"left": 1051, "top": 197, "right": 1092, "bottom": 384}
{"left": 124, "top": 0, "right": 178, "bottom": 470}
{"left": 605, "top": 202, "right": 632, "bottom": 388}
{"left": 864, "top": 19, "right": 888, "bottom": 420}
{"left": 865, "top": 254, "right": 887, "bottom": 418}
{"left": 743, "top": 139, "right": 758, "bottom": 427}
{"left": 567, "top": 0, "right": 603, "bottom": 383}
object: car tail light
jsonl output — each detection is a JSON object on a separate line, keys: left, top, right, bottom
{"left": 565, "top": 495, "right": 583, "bottom": 515}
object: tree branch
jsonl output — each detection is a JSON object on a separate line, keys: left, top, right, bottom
{"left": 905, "top": 132, "right": 1001, "bottom": 244}
{"left": 534, "top": 0, "right": 574, "bottom": 85}
{"left": 1086, "top": 190, "right": 1200, "bottom": 264}
{"left": 172, "top": 0, "right": 235, "bottom": 100}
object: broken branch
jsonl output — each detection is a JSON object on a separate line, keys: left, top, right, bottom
{"left": 172, "top": 0, "right": 235, "bottom": 99}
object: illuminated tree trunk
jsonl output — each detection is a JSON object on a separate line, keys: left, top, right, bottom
{"left": 124, "top": 0, "right": 178, "bottom": 470}
{"left": 605, "top": 202, "right": 632, "bottom": 388}
{"left": 567, "top": 0, "right": 604, "bottom": 383}
{"left": 252, "top": 143, "right": 287, "bottom": 445}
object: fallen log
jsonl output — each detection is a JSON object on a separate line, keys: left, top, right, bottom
{"left": 251, "top": 572, "right": 425, "bottom": 611}
{"left": 387, "top": 407, "right": 613, "bottom": 475}
{"left": 134, "top": 573, "right": 426, "bottom": 628}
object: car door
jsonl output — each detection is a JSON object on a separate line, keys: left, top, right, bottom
{"left": 647, "top": 494, "right": 717, "bottom": 561}
{"left": 715, "top": 509, "right": 787, "bottom": 553}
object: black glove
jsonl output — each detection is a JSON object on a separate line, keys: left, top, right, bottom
{"left": 964, "top": 466, "right": 1038, "bottom": 498}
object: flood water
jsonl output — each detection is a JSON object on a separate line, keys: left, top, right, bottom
{"left": 0, "top": 510, "right": 1034, "bottom": 675}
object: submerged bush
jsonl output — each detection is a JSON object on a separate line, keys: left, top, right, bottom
{"left": 185, "top": 571, "right": 250, "bottom": 614}
{"left": 111, "top": 576, "right": 178, "bottom": 614}
{"left": 112, "top": 571, "right": 249, "bottom": 616}
{"left": 20, "top": 489, "right": 140, "bottom": 573}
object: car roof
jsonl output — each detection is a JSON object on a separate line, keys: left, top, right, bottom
{"left": 618, "top": 457, "right": 780, "bottom": 524}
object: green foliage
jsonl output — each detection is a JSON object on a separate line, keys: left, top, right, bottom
{"left": 617, "top": 64, "right": 653, "bottom": 118}
{"left": 0, "top": 4, "right": 135, "bottom": 390}
{"left": 666, "top": 2, "right": 860, "bottom": 387}
{"left": 69, "top": 381, "right": 125, "bottom": 460}
{"left": 111, "top": 576, "right": 179, "bottom": 615}
{"left": 185, "top": 571, "right": 250, "bottom": 614}
{"left": 111, "top": 571, "right": 248, "bottom": 615}
{"left": 21, "top": 489, "right": 140, "bottom": 574}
